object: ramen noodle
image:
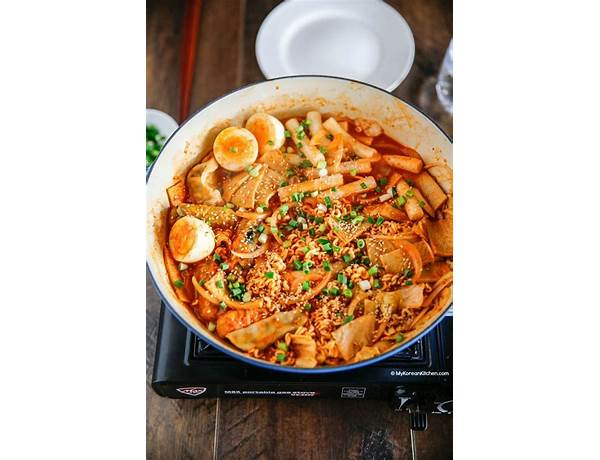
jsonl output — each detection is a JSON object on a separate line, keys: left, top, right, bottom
{"left": 162, "top": 111, "right": 453, "bottom": 367}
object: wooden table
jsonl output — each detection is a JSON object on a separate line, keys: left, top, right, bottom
{"left": 147, "top": 1, "right": 452, "bottom": 458}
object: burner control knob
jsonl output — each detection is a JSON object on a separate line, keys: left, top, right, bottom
{"left": 390, "top": 387, "right": 417, "bottom": 411}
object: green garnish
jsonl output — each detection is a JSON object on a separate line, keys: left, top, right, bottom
{"left": 216, "top": 279, "right": 224, "bottom": 289}
{"left": 332, "top": 245, "right": 341, "bottom": 253}
{"left": 330, "top": 287, "right": 340, "bottom": 296}
{"left": 213, "top": 253, "right": 221, "bottom": 262}
{"left": 337, "top": 273, "right": 348, "bottom": 285}
{"left": 257, "top": 224, "right": 265, "bottom": 233}
{"left": 368, "top": 265, "right": 378, "bottom": 276}
{"left": 229, "top": 146, "right": 238, "bottom": 153}
{"left": 302, "top": 246, "right": 310, "bottom": 254}
{"left": 247, "top": 167, "right": 259, "bottom": 177}
{"left": 367, "top": 216, "right": 375, "bottom": 224}
{"left": 351, "top": 216, "right": 364, "bottom": 225}
{"left": 220, "top": 263, "right": 229, "bottom": 270}
{"left": 319, "top": 146, "right": 327, "bottom": 154}
{"left": 378, "top": 177, "right": 388, "bottom": 186}
{"left": 219, "top": 301, "right": 227, "bottom": 309}
{"left": 265, "top": 271, "right": 274, "bottom": 279}
{"left": 284, "top": 129, "right": 291, "bottom": 138}
{"left": 291, "top": 192, "right": 305, "bottom": 202}
{"left": 342, "top": 314, "right": 354, "bottom": 324}
{"left": 395, "top": 334, "right": 405, "bottom": 343}
{"left": 326, "top": 133, "right": 334, "bottom": 141}
{"left": 293, "top": 260, "right": 303, "bottom": 270}
{"left": 350, "top": 168, "right": 358, "bottom": 176}
{"left": 331, "top": 187, "right": 337, "bottom": 192}
{"left": 322, "top": 260, "right": 331, "bottom": 271}
{"left": 373, "top": 279, "right": 382, "bottom": 289}
{"left": 418, "top": 200, "right": 426, "bottom": 208}
{"left": 376, "top": 216, "right": 385, "bottom": 225}
{"left": 360, "top": 182, "right": 368, "bottom": 190}
{"left": 317, "top": 160, "right": 327, "bottom": 169}
{"left": 199, "top": 279, "right": 206, "bottom": 286}
{"left": 279, "top": 204, "right": 289, "bottom": 216}
{"left": 280, "top": 181, "right": 289, "bottom": 187}
{"left": 277, "top": 342, "right": 288, "bottom": 351}
{"left": 324, "top": 196, "right": 332, "bottom": 208}
{"left": 343, "top": 288, "right": 353, "bottom": 298}
{"left": 403, "top": 268, "right": 413, "bottom": 278}
{"left": 404, "top": 280, "right": 413, "bottom": 286}
{"left": 276, "top": 353, "right": 286, "bottom": 362}
{"left": 300, "top": 159, "right": 312, "bottom": 168}
{"left": 304, "top": 303, "right": 312, "bottom": 311}
{"left": 343, "top": 254, "right": 352, "bottom": 263}
{"left": 286, "top": 168, "right": 295, "bottom": 178}
{"left": 146, "top": 124, "right": 166, "bottom": 167}
{"left": 267, "top": 140, "right": 274, "bottom": 146}
{"left": 302, "top": 280, "right": 310, "bottom": 291}
{"left": 405, "top": 189, "right": 414, "bottom": 197}
{"left": 357, "top": 239, "right": 365, "bottom": 249}
{"left": 297, "top": 142, "right": 303, "bottom": 149}
{"left": 288, "top": 219, "right": 298, "bottom": 228}
{"left": 173, "top": 279, "right": 184, "bottom": 288}
{"left": 396, "top": 196, "right": 406, "bottom": 207}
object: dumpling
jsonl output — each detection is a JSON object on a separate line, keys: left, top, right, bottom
{"left": 187, "top": 157, "right": 223, "bottom": 205}
{"left": 226, "top": 310, "right": 307, "bottom": 351}
{"left": 332, "top": 313, "right": 376, "bottom": 360}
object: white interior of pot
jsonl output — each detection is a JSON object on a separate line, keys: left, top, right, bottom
{"left": 146, "top": 76, "right": 452, "bottom": 367}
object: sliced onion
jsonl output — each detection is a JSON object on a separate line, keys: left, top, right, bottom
{"left": 231, "top": 244, "right": 267, "bottom": 259}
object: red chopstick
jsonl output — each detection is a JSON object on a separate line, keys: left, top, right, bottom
{"left": 179, "top": 0, "right": 202, "bottom": 122}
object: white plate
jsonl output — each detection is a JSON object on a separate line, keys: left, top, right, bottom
{"left": 256, "top": 0, "right": 415, "bottom": 92}
{"left": 146, "top": 108, "right": 178, "bottom": 139}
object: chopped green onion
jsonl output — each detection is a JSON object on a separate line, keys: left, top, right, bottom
{"left": 277, "top": 342, "right": 288, "bottom": 351}
{"left": 284, "top": 129, "right": 291, "bottom": 138}
{"left": 220, "top": 263, "right": 229, "bottom": 270}
{"left": 418, "top": 200, "right": 426, "bottom": 208}
{"left": 293, "top": 260, "right": 303, "bottom": 270}
{"left": 219, "top": 301, "right": 227, "bottom": 309}
{"left": 276, "top": 353, "right": 286, "bottom": 362}
{"left": 304, "top": 303, "right": 312, "bottom": 311}
{"left": 368, "top": 265, "right": 378, "bottom": 276}
{"left": 343, "top": 254, "right": 352, "bottom": 263}
{"left": 265, "top": 271, "right": 274, "bottom": 279}
{"left": 350, "top": 168, "right": 357, "bottom": 176}
{"left": 330, "top": 287, "right": 340, "bottom": 296}
{"left": 288, "top": 219, "right": 298, "bottom": 228}
{"left": 213, "top": 253, "right": 221, "bottom": 262}
{"left": 248, "top": 167, "right": 259, "bottom": 177}
{"left": 229, "top": 146, "right": 238, "bottom": 153}
{"left": 199, "top": 279, "right": 206, "bottom": 286}
{"left": 367, "top": 216, "right": 375, "bottom": 224}
{"left": 373, "top": 279, "right": 381, "bottom": 289}
{"left": 302, "top": 246, "right": 310, "bottom": 254}
{"left": 396, "top": 195, "right": 406, "bottom": 207}
{"left": 403, "top": 268, "right": 413, "bottom": 278}
{"left": 324, "top": 196, "right": 332, "bottom": 208}
{"left": 357, "top": 239, "right": 365, "bottom": 249}
{"left": 378, "top": 177, "right": 388, "bottom": 186}
{"left": 331, "top": 187, "right": 337, "bottom": 192}
{"left": 267, "top": 140, "right": 274, "bottom": 146}
{"left": 173, "top": 279, "right": 184, "bottom": 288}
{"left": 342, "top": 314, "right": 354, "bottom": 324}
{"left": 343, "top": 288, "right": 353, "bottom": 298}
{"left": 337, "top": 273, "right": 348, "bottom": 285}
{"left": 279, "top": 204, "right": 289, "bottom": 216}
{"left": 286, "top": 169, "right": 295, "bottom": 178}
{"left": 280, "top": 181, "right": 289, "bottom": 187}
{"left": 352, "top": 216, "right": 364, "bottom": 225}
{"left": 333, "top": 245, "right": 341, "bottom": 253}
{"left": 282, "top": 240, "right": 291, "bottom": 249}
{"left": 302, "top": 280, "right": 310, "bottom": 291}
{"left": 257, "top": 224, "right": 265, "bottom": 233}
{"left": 308, "top": 228, "right": 316, "bottom": 237}
{"left": 322, "top": 260, "right": 331, "bottom": 272}
{"left": 405, "top": 189, "right": 414, "bottom": 197}
{"left": 216, "top": 279, "right": 224, "bottom": 289}
{"left": 360, "top": 182, "right": 368, "bottom": 190}
{"left": 319, "top": 146, "right": 327, "bottom": 154}
{"left": 404, "top": 280, "right": 413, "bottom": 286}
{"left": 376, "top": 216, "right": 385, "bottom": 225}
{"left": 318, "top": 223, "right": 327, "bottom": 233}
{"left": 395, "top": 334, "right": 405, "bottom": 343}
{"left": 300, "top": 159, "right": 312, "bottom": 168}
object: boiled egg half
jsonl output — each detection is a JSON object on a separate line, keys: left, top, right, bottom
{"left": 213, "top": 127, "right": 258, "bottom": 172}
{"left": 245, "top": 112, "right": 285, "bottom": 154}
{"left": 168, "top": 215, "right": 215, "bottom": 263}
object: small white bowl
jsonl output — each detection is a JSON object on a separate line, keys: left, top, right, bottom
{"left": 256, "top": 0, "right": 415, "bottom": 92}
{"left": 146, "top": 109, "right": 178, "bottom": 140}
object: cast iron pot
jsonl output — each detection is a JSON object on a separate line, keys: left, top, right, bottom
{"left": 147, "top": 76, "right": 453, "bottom": 374}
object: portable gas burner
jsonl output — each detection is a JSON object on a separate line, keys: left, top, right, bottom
{"left": 152, "top": 304, "right": 452, "bottom": 431}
